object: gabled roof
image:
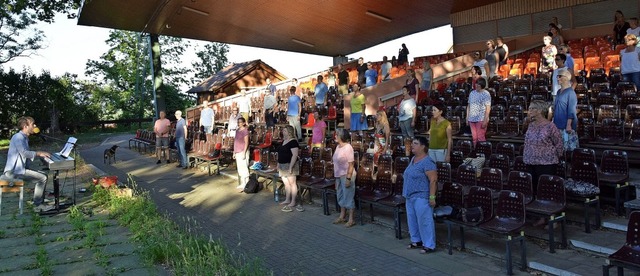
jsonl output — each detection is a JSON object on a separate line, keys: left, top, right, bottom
{"left": 186, "top": 59, "right": 286, "bottom": 94}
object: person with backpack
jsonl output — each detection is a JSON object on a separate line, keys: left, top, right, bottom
{"left": 278, "top": 125, "right": 302, "bottom": 212}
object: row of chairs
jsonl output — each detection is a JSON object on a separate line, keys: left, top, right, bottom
{"left": 128, "top": 130, "right": 157, "bottom": 153}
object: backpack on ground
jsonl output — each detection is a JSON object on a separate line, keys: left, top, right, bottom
{"left": 244, "top": 173, "right": 262, "bottom": 193}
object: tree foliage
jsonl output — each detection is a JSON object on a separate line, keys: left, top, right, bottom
{"left": 0, "top": 69, "right": 99, "bottom": 134}
{"left": 85, "top": 30, "right": 200, "bottom": 119}
{"left": 192, "top": 42, "right": 229, "bottom": 82}
{"left": 0, "top": 0, "right": 81, "bottom": 64}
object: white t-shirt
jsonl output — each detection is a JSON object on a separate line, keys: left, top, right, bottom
{"left": 473, "top": 59, "right": 488, "bottom": 77}
{"left": 398, "top": 98, "right": 416, "bottom": 122}
{"left": 551, "top": 66, "right": 568, "bottom": 96}
{"left": 237, "top": 95, "right": 251, "bottom": 113}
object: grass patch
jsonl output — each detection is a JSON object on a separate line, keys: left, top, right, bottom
{"left": 92, "top": 180, "right": 267, "bottom": 275}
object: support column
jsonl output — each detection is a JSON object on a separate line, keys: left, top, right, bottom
{"left": 149, "top": 34, "right": 166, "bottom": 118}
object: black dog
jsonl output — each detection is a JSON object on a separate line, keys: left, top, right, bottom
{"left": 104, "top": 145, "right": 119, "bottom": 164}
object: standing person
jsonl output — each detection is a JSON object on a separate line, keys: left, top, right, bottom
{"left": 332, "top": 128, "right": 356, "bottom": 227}
{"left": 234, "top": 117, "right": 250, "bottom": 191}
{"left": 472, "top": 51, "right": 490, "bottom": 80}
{"left": 466, "top": 78, "right": 491, "bottom": 146}
{"left": 485, "top": 40, "right": 500, "bottom": 78}
{"left": 356, "top": 57, "right": 367, "bottom": 86}
{"left": 471, "top": 66, "right": 483, "bottom": 93}
{"left": 524, "top": 100, "right": 563, "bottom": 193}
{"left": 327, "top": 67, "right": 337, "bottom": 89}
{"left": 550, "top": 68, "right": 578, "bottom": 150}
{"left": 405, "top": 69, "right": 420, "bottom": 97}
{"left": 236, "top": 90, "right": 252, "bottom": 122}
{"left": 263, "top": 90, "right": 277, "bottom": 128}
{"left": 174, "top": 110, "right": 188, "bottom": 169}
{"left": 287, "top": 86, "right": 303, "bottom": 142}
{"left": 314, "top": 75, "right": 328, "bottom": 108}
{"left": 398, "top": 43, "right": 410, "bottom": 66}
{"left": 364, "top": 62, "right": 378, "bottom": 87}
{"left": 199, "top": 100, "right": 214, "bottom": 143}
{"left": 541, "top": 36, "right": 557, "bottom": 75}
{"left": 404, "top": 136, "right": 438, "bottom": 254}
{"left": 427, "top": 103, "right": 452, "bottom": 163}
{"left": 613, "top": 10, "right": 631, "bottom": 45}
{"left": 558, "top": 44, "right": 574, "bottom": 74}
{"left": 373, "top": 110, "right": 391, "bottom": 165}
{"left": 552, "top": 54, "right": 577, "bottom": 102}
{"left": 349, "top": 83, "right": 367, "bottom": 135}
{"left": 311, "top": 109, "right": 326, "bottom": 149}
{"left": 278, "top": 125, "right": 302, "bottom": 212}
{"left": 227, "top": 107, "right": 241, "bottom": 138}
{"left": 421, "top": 61, "right": 433, "bottom": 91}
{"left": 621, "top": 34, "right": 640, "bottom": 90}
{"left": 495, "top": 36, "right": 509, "bottom": 66}
{"left": 337, "top": 64, "right": 349, "bottom": 96}
{"left": 3, "top": 116, "right": 52, "bottom": 212}
{"left": 627, "top": 18, "right": 640, "bottom": 37}
{"left": 265, "top": 78, "right": 276, "bottom": 95}
{"left": 549, "top": 24, "right": 564, "bottom": 47}
{"left": 398, "top": 86, "right": 417, "bottom": 140}
{"left": 381, "top": 56, "right": 392, "bottom": 82}
{"left": 154, "top": 111, "right": 171, "bottom": 164}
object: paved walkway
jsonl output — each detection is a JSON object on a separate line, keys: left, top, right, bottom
{"left": 81, "top": 134, "right": 634, "bottom": 275}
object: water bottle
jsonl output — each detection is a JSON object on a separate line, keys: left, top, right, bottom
{"left": 274, "top": 186, "right": 280, "bottom": 202}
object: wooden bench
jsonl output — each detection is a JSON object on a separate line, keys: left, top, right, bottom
{"left": 0, "top": 178, "right": 25, "bottom": 215}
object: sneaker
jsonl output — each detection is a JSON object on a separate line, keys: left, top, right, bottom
{"left": 281, "top": 206, "right": 293, "bottom": 212}
{"left": 236, "top": 185, "right": 244, "bottom": 190}
{"left": 166, "top": 160, "right": 171, "bottom": 164}
{"left": 176, "top": 164, "right": 183, "bottom": 168}
{"left": 156, "top": 160, "right": 162, "bottom": 164}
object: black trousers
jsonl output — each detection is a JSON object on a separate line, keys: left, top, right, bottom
{"left": 527, "top": 163, "right": 557, "bottom": 193}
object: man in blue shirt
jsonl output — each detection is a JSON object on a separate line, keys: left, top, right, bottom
{"left": 559, "top": 45, "right": 574, "bottom": 74}
{"left": 551, "top": 68, "right": 577, "bottom": 132}
{"left": 365, "top": 62, "right": 378, "bottom": 87}
{"left": 266, "top": 78, "right": 276, "bottom": 96}
{"left": 287, "top": 86, "right": 302, "bottom": 141}
{"left": 314, "top": 75, "right": 328, "bottom": 107}
{"left": 3, "top": 116, "right": 51, "bottom": 212}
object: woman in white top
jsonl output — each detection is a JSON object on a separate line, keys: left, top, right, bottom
{"left": 621, "top": 34, "right": 640, "bottom": 91}
{"left": 472, "top": 51, "right": 489, "bottom": 79}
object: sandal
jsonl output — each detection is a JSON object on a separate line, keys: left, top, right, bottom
{"left": 332, "top": 218, "right": 346, "bottom": 224}
{"left": 295, "top": 205, "right": 304, "bottom": 212}
{"left": 419, "top": 247, "right": 435, "bottom": 254}
{"left": 279, "top": 201, "right": 291, "bottom": 206}
{"left": 345, "top": 221, "right": 356, "bottom": 228}
{"left": 407, "top": 242, "right": 423, "bottom": 249}
{"left": 281, "top": 206, "right": 293, "bottom": 212}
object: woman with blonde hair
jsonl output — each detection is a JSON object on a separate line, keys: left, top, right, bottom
{"left": 278, "top": 125, "right": 302, "bottom": 212}
{"left": 373, "top": 110, "right": 391, "bottom": 165}
{"left": 485, "top": 39, "right": 500, "bottom": 78}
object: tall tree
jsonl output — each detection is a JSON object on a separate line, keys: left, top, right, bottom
{"left": 191, "top": 42, "right": 229, "bottom": 82}
{"left": 85, "top": 30, "right": 196, "bottom": 119}
{"left": 0, "top": 0, "right": 81, "bottom": 64}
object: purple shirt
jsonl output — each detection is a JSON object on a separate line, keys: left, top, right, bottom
{"left": 312, "top": 120, "right": 326, "bottom": 144}
{"left": 233, "top": 128, "right": 249, "bottom": 153}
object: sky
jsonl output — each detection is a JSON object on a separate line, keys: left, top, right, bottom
{"left": 3, "top": 13, "right": 453, "bottom": 86}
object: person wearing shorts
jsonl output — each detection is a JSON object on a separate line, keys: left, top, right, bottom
{"left": 278, "top": 125, "right": 303, "bottom": 212}
{"left": 154, "top": 111, "right": 171, "bottom": 164}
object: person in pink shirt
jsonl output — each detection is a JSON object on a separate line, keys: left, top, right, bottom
{"left": 311, "top": 109, "right": 326, "bottom": 149}
{"left": 154, "top": 111, "right": 171, "bottom": 164}
{"left": 332, "top": 128, "right": 356, "bottom": 228}
{"left": 234, "top": 117, "right": 250, "bottom": 191}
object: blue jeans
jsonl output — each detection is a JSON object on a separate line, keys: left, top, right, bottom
{"left": 623, "top": 72, "right": 640, "bottom": 92}
{"left": 13, "top": 169, "right": 48, "bottom": 205}
{"left": 405, "top": 197, "right": 436, "bottom": 249}
{"left": 176, "top": 137, "right": 187, "bottom": 168}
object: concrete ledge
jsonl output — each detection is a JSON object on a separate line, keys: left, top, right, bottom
{"left": 570, "top": 239, "right": 616, "bottom": 255}
{"left": 602, "top": 221, "right": 627, "bottom": 232}
{"left": 528, "top": 261, "right": 581, "bottom": 276}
